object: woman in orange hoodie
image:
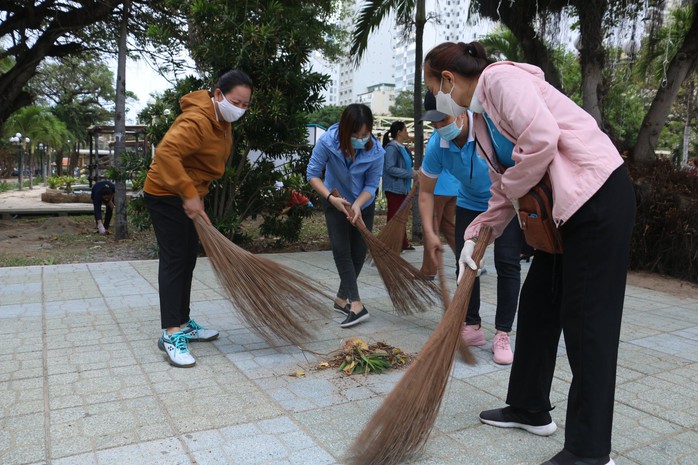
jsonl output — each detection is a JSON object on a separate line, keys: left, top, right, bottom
{"left": 144, "top": 70, "right": 253, "bottom": 368}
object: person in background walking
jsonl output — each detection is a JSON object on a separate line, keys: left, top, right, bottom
{"left": 307, "top": 104, "right": 385, "bottom": 328}
{"left": 91, "top": 180, "right": 115, "bottom": 235}
{"left": 424, "top": 41, "right": 635, "bottom": 465}
{"left": 144, "top": 70, "right": 253, "bottom": 368}
{"left": 382, "top": 121, "right": 419, "bottom": 251}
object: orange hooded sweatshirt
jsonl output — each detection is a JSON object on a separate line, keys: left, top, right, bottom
{"left": 144, "top": 90, "right": 233, "bottom": 199}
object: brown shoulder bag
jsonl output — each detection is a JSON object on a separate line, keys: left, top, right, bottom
{"left": 517, "top": 173, "right": 563, "bottom": 254}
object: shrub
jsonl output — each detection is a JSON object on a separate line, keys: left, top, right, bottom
{"left": 628, "top": 160, "right": 698, "bottom": 283}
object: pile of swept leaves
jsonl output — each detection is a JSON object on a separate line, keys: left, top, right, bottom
{"left": 318, "top": 338, "right": 414, "bottom": 376}
{"left": 628, "top": 159, "right": 698, "bottom": 283}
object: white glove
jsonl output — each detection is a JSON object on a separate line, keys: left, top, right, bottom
{"left": 98, "top": 223, "right": 106, "bottom": 235}
{"left": 457, "top": 239, "right": 482, "bottom": 284}
{"left": 458, "top": 239, "right": 478, "bottom": 283}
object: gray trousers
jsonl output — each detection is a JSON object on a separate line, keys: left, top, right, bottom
{"left": 324, "top": 199, "right": 375, "bottom": 301}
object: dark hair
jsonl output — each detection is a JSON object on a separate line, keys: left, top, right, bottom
{"left": 216, "top": 70, "right": 254, "bottom": 95}
{"left": 424, "top": 41, "right": 493, "bottom": 81}
{"left": 338, "top": 104, "right": 374, "bottom": 157}
{"left": 382, "top": 121, "right": 406, "bottom": 146}
{"left": 102, "top": 186, "right": 114, "bottom": 196}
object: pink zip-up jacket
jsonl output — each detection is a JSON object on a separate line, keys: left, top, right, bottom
{"left": 465, "top": 61, "right": 623, "bottom": 242}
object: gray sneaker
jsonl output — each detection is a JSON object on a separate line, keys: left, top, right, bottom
{"left": 181, "top": 319, "right": 219, "bottom": 341}
{"left": 158, "top": 330, "right": 196, "bottom": 367}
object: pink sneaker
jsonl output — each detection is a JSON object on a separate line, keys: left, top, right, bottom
{"left": 492, "top": 332, "right": 513, "bottom": 365}
{"left": 460, "top": 324, "right": 485, "bottom": 346}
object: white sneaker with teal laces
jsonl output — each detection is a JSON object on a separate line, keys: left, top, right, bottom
{"left": 181, "top": 319, "right": 219, "bottom": 341}
{"left": 158, "top": 330, "right": 196, "bottom": 367}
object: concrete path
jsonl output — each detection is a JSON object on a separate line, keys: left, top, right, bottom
{"left": 1, "top": 247, "right": 697, "bottom": 465}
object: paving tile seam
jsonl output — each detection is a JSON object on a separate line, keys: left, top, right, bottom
{"left": 40, "top": 266, "right": 53, "bottom": 464}
{"left": 96, "top": 262, "right": 199, "bottom": 465}
{"left": 118, "top": 261, "right": 344, "bottom": 464}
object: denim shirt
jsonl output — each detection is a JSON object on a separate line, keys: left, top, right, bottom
{"left": 306, "top": 123, "right": 385, "bottom": 208}
{"left": 382, "top": 141, "right": 413, "bottom": 195}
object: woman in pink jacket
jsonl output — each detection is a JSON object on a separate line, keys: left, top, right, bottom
{"left": 423, "top": 42, "right": 635, "bottom": 465}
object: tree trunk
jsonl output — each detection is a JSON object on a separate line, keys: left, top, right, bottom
{"left": 576, "top": 0, "right": 607, "bottom": 127}
{"left": 486, "top": 1, "right": 563, "bottom": 91}
{"left": 633, "top": 4, "right": 698, "bottom": 165}
{"left": 681, "top": 79, "right": 694, "bottom": 167}
{"left": 411, "top": 0, "right": 426, "bottom": 242}
{"left": 113, "top": 0, "right": 130, "bottom": 239}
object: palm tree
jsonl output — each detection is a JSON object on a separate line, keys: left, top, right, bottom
{"left": 479, "top": 26, "right": 525, "bottom": 62}
{"left": 350, "top": 0, "right": 428, "bottom": 238}
{"left": 4, "top": 106, "right": 70, "bottom": 187}
{"left": 351, "top": 0, "right": 427, "bottom": 167}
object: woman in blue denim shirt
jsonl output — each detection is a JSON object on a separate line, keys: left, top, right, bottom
{"left": 306, "top": 104, "right": 385, "bottom": 328}
{"left": 382, "top": 121, "right": 419, "bottom": 250}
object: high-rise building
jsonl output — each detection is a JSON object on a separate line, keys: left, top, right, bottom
{"left": 315, "top": 0, "right": 496, "bottom": 109}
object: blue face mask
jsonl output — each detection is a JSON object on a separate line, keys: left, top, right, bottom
{"left": 436, "top": 121, "right": 462, "bottom": 141}
{"left": 350, "top": 136, "right": 370, "bottom": 149}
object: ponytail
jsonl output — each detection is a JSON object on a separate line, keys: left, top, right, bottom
{"left": 424, "top": 41, "right": 494, "bottom": 80}
{"left": 383, "top": 121, "right": 406, "bottom": 146}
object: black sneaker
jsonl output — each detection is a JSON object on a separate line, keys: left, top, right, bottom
{"left": 479, "top": 406, "right": 557, "bottom": 436}
{"left": 541, "top": 449, "right": 615, "bottom": 465}
{"left": 333, "top": 302, "right": 350, "bottom": 316}
{"left": 340, "top": 307, "right": 369, "bottom": 328}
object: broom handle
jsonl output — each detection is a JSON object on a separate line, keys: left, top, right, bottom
{"left": 330, "top": 188, "right": 371, "bottom": 234}
{"left": 451, "top": 228, "right": 491, "bottom": 365}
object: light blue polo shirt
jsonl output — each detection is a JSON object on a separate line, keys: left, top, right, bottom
{"left": 421, "top": 113, "right": 492, "bottom": 212}
{"left": 433, "top": 170, "right": 459, "bottom": 197}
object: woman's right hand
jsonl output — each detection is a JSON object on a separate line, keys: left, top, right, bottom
{"left": 424, "top": 231, "right": 443, "bottom": 265}
{"left": 183, "top": 196, "right": 212, "bottom": 226}
{"left": 328, "top": 193, "right": 351, "bottom": 214}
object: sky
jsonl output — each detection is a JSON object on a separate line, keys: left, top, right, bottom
{"left": 124, "top": 58, "right": 174, "bottom": 124}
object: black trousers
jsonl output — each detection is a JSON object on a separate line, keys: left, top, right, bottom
{"left": 324, "top": 199, "right": 375, "bottom": 301}
{"left": 144, "top": 193, "right": 199, "bottom": 329}
{"left": 506, "top": 166, "right": 636, "bottom": 457}
{"left": 455, "top": 207, "right": 522, "bottom": 332}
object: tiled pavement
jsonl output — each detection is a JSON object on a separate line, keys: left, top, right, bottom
{"left": 1, "top": 247, "right": 697, "bottom": 465}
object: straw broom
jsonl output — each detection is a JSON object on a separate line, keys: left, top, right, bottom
{"left": 371, "top": 182, "right": 418, "bottom": 257}
{"left": 346, "top": 226, "right": 492, "bottom": 465}
{"left": 332, "top": 189, "right": 439, "bottom": 315}
{"left": 194, "top": 220, "right": 332, "bottom": 346}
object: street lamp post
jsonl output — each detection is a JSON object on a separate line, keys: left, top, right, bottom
{"left": 9, "top": 133, "right": 23, "bottom": 191}
{"left": 38, "top": 143, "right": 46, "bottom": 186}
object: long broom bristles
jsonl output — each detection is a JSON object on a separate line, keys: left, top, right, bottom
{"left": 332, "top": 190, "right": 440, "bottom": 315}
{"left": 194, "top": 220, "right": 333, "bottom": 346}
{"left": 370, "top": 183, "right": 418, "bottom": 258}
{"left": 346, "top": 226, "right": 492, "bottom": 465}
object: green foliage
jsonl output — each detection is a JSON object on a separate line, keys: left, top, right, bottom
{"left": 601, "top": 70, "right": 645, "bottom": 151}
{"left": 47, "top": 175, "right": 76, "bottom": 192}
{"left": 139, "top": 0, "right": 343, "bottom": 242}
{"left": 480, "top": 26, "right": 524, "bottom": 62}
{"left": 306, "top": 105, "right": 344, "bottom": 128}
{"left": 3, "top": 106, "right": 70, "bottom": 153}
{"left": 389, "top": 90, "right": 425, "bottom": 118}
{"left": 633, "top": 5, "right": 694, "bottom": 87}
{"left": 31, "top": 54, "right": 117, "bottom": 143}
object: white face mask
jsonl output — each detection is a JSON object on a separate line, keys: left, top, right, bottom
{"left": 435, "top": 78, "right": 468, "bottom": 117}
{"left": 216, "top": 95, "right": 246, "bottom": 122}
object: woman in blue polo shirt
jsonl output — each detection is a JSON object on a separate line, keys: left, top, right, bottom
{"left": 418, "top": 91, "right": 521, "bottom": 365}
{"left": 307, "top": 104, "right": 385, "bottom": 328}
